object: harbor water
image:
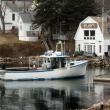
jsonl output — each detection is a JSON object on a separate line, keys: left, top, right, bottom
{"left": 0, "top": 66, "right": 110, "bottom": 110}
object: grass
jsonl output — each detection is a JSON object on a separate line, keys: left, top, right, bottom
{"left": 0, "top": 33, "right": 22, "bottom": 45}
{"left": 0, "top": 33, "right": 46, "bottom": 57}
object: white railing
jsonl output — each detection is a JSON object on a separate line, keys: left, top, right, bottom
{"left": 27, "top": 31, "right": 38, "bottom": 37}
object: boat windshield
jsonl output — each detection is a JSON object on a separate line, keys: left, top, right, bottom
{"left": 42, "top": 57, "right": 66, "bottom": 69}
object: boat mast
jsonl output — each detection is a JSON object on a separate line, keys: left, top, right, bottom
{"left": 29, "top": 57, "right": 30, "bottom": 69}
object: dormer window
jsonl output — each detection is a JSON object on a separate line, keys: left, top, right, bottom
{"left": 90, "top": 30, "right": 95, "bottom": 36}
{"left": 84, "top": 30, "right": 89, "bottom": 36}
{"left": 84, "top": 30, "right": 95, "bottom": 40}
{"left": 12, "top": 13, "right": 15, "bottom": 21}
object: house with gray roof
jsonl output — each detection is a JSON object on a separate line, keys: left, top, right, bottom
{"left": 74, "top": 16, "right": 110, "bottom": 57}
{"left": 0, "top": 0, "right": 32, "bottom": 31}
{"left": 18, "top": 12, "right": 41, "bottom": 41}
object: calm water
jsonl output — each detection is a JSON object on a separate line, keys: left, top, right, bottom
{"left": 0, "top": 66, "right": 110, "bottom": 110}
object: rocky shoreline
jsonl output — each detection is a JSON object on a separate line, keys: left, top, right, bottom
{"left": 1, "top": 55, "right": 110, "bottom": 67}
{"left": 82, "top": 99, "right": 110, "bottom": 110}
{"left": 73, "top": 55, "right": 110, "bottom": 69}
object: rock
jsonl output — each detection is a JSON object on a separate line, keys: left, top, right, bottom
{"left": 106, "top": 99, "right": 110, "bottom": 106}
{"left": 85, "top": 99, "right": 110, "bottom": 110}
{"left": 104, "top": 99, "right": 110, "bottom": 109}
{"left": 87, "top": 106, "right": 97, "bottom": 110}
{"left": 86, "top": 102, "right": 104, "bottom": 110}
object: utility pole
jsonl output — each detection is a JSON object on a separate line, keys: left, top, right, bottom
{"left": 102, "top": 0, "right": 104, "bottom": 36}
{"left": 24, "top": 0, "right": 26, "bottom": 12}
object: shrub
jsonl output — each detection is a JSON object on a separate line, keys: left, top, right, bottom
{"left": 74, "top": 50, "right": 84, "bottom": 56}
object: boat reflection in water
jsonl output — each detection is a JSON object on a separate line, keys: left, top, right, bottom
{"left": 0, "top": 79, "right": 91, "bottom": 110}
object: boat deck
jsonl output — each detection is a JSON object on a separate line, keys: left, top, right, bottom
{"left": 6, "top": 67, "right": 30, "bottom": 71}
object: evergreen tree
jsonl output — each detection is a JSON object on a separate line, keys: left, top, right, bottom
{"left": 33, "top": 0, "right": 99, "bottom": 35}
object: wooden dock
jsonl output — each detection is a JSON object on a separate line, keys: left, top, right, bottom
{"left": 93, "top": 74, "right": 110, "bottom": 82}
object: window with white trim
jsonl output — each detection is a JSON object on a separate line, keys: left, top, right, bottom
{"left": 108, "top": 45, "right": 110, "bottom": 51}
{"left": 84, "top": 30, "right": 95, "bottom": 40}
{"left": 12, "top": 13, "right": 15, "bottom": 21}
{"left": 90, "top": 30, "right": 95, "bottom": 36}
{"left": 84, "top": 30, "right": 89, "bottom": 36}
{"left": 99, "top": 45, "right": 101, "bottom": 53}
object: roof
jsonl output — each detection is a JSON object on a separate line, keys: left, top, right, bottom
{"left": 85, "top": 16, "right": 110, "bottom": 39}
{"left": 19, "top": 12, "right": 33, "bottom": 23}
{"left": 90, "top": 16, "right": 106, "bottom": 31}
{"left": 3, "top": 1, "right": 32, "bottom": 12}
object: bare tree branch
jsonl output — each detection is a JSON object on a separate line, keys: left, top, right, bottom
{"left": 0, "top": 0, "right": 7, "bottom": 33}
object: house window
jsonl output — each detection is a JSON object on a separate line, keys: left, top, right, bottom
{"left": 90, "top": 30, "right": 95, "bottom": 36}
{"left": 93, "top": 37, "right": 95, "bottom": 40}
{"left": 93, "top": 45, "right": 95, "bottom": 53}
{"left": 84, "top": 30, "right": 89, "bottom": 36}
{"left": 20, "top": 22, "right": 22, "bottom": 30}
{"left": 78, "top": 44, "right": 80, "bottom": 51}
{"left": 20, "top": 25, "right": 22, "bottom": 30}
{"left": 87, "top": 37, "right": 89, "bottom": 40}
{"left": 84, "top": 37, "right": 86, "bottom": 39}
{"left": 30, "top": 26, "right": 33, "bottom": 30}
{"left": 99, "top": 45, "right": 101, "bottom": 53}
{"left": 12, "top": 14, "right": 15, "bottom": 21}
{"left": 107, "top": 28, "right": 110, "bottom": 33}
{"left": 27, "top": 31, "right": 37, "bottom": 37}
{"left": 90, "top": 37, "right": 92, "bottom": 40}
{"left": 108, "top": 45, "right": 110, "bottom": 51}
{"left": 84, "top": 45, "right": 86, "bottom": 52}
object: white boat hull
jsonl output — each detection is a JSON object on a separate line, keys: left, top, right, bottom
{"left": 0, "top": 61, "right": 88, "bottom": 81}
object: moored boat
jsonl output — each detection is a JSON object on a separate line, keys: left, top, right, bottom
{"left": 0, "top": 41, "right": 88, "bottom": 81}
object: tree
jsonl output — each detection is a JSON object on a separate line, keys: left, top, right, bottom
{"left": 0, "top": 0, "right": 7, "bottom": 33}
{"left": 33, "top": 0, "right": 99, "bottom": 36}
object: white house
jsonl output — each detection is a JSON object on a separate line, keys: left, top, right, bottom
{"left": 0, "top": 0, "right": 31, "bottom": 31}
{"left": 18, "top": 12, "right": 41, "bottom": 41}
{"left": 74, "top": 16, "right": 110, "bottom": 57}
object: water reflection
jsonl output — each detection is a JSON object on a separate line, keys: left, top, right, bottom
{"left": 0, "top": 67, "right": 110, "bottom": 110}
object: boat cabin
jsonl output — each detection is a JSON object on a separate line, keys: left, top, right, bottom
{"left": 43, "top": 56, "right": 66, "bottom": 69}
{"left": 40, "top": 41, "right": 69, "bottom": 69}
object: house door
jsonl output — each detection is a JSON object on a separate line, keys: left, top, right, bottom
{"left": 84, "top": 44, "right": 95, "bottom": 55}
{"left": 87, "top": 45, "right": 92, "bottom": 54}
